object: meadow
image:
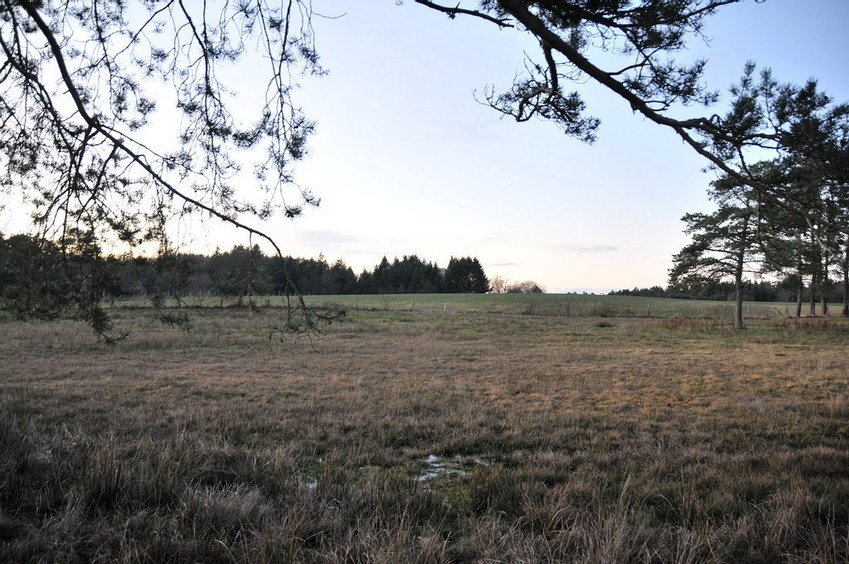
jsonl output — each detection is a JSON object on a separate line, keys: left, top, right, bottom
{"left": 145, "top": 292, "right": 800, "bottom": 320}
{"left": 1, "top": 296, "right": 848, "bottom": 562}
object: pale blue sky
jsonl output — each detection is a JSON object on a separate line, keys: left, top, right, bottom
{"left": 103, "top": 1, "right": 849, "bottom": 292}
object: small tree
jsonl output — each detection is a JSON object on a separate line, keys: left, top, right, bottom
{"left": 670, "top": 174, "right": 761, "bottom": 329}
{"left": 489, "top": 275, "right": 509, "bottom": 294}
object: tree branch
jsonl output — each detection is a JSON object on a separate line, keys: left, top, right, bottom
{"left": 496, "top": 0, "right": 826, "bottom": 228}
{"left": 412, "top": 0, "right": 512, "bottom": 27}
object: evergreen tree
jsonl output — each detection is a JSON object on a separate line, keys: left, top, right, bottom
{"left": 670, "top": 174, "right": 761, "bottom": 329}
{"left": 210, "top": 245, "right": 270, "bottom": 306}
{"left": 444, "top": 257, "right": 489, "bottom": 294}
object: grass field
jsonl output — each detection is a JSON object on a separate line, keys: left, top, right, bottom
{"left": 123, "top": 292, "right": 818, "bottom": 320}
{"left": 2, "top": 297, "right": 849, "bottom": 562}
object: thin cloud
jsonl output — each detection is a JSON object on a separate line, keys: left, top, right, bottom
{"left": 476, "top": 232, "right": 511, "bottom": 245}
{"left": 299, "top": 229, "right": 364, "bottom": 247}
{"left": 557, "top": 243, "right": 620, "bottom": 254}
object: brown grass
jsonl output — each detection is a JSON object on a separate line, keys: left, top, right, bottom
{"left": 1, "top": 308, "right": 848, "bottom": 562}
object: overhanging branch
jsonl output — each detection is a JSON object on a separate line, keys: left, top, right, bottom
{"left": 413, "top": 0, "right": 512, "bottom": 27}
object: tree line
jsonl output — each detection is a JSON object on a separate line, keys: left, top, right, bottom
{"left": 610, "top": 280, "right": 845, "bottom": 305}
{"left": 0, "top": 234, "right": 491, "bottom": 311}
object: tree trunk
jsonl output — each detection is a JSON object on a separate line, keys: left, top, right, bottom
{"left": 795, "top": 243, "right": 804, "bottom": 318}
{"left": 809, "top": 272, "right": 817, "bottom": 317}
{"left": 734, "top": 286, "right": 744, "bottom": 329}
{"left": 734, "top": 250, "right": 745, "bottom": 330}
{"left": 822, "top": 252, "right": 831, "bottom": 317}
{"left": 842, "top": 235, "right": 849, "bottom": 316}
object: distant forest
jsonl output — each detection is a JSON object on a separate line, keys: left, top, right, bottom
{"left": 611, "top": 279, "right": 847, "bottom": 306}
{"left": 8, "top": 232, "right": 840, "bottom": 309}
{"left": 0, "top": 234, "right": 491, "bottom": 305}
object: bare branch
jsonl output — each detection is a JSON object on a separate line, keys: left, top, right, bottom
{"left": 412, "top": 0, "right": 512, "bottom": 27}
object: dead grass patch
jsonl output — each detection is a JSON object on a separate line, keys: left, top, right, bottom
{"left": 1, "top": 309, "right": 848, "bottom": 561}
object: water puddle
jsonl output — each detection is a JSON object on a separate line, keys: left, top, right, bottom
{"left": 301, "top": 454, "right": 492, "bottom": 492}
{"left": 416, "top": 454, "right": 491, "bottom": 483}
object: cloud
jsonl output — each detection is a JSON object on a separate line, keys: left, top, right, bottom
{"left": 557, "top": 243, "right": 620, "bottom": 254}
{"left": 297, "top": 229, "right": 364, "bottom": 247}
{"left": 471, "top": 232, "right": 511, "bottom": 245}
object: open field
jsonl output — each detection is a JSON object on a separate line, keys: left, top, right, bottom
{"left": 117, "top": 292, "right": 831, "bottom": 320}
{"left": 300, "top": 294, "right": 806, "bottom": 320}
{"left": 2, "top": 301, "right": 849, "bottom": 562}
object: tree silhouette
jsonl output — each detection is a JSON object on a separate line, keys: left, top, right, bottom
{"left": 444, "top": 257, "right": 489, "bottom": 293}
{"left": 670, "top": 174, "right": 761, "bottom": 329}
{"left": 0, "top": 0, "right": 328, "bottom": 336}
{"left": 413, "top": 2, "right": 848, "bottom": 232}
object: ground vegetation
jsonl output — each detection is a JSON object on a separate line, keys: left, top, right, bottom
{"left": 1, "top": 305, "right": 848, "bottom": 561}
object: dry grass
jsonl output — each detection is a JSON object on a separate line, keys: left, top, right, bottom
{"left": 1, "top": 308, "right": 848, "bottom": 562}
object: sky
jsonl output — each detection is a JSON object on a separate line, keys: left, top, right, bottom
{"left": 8, "top": 1, "right": 848, "bottom": 293}
{"left": 243, "top": 0, "right": 848, "bottom": 294}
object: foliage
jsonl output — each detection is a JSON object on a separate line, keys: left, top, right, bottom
{"left": 443, "top": 256, "right": 490, "bottom": 293}
{"left": 0, "top": 231, "right": 127, "bottom": 341}
{"left": 0, "top": 0, "right": 320, "bottom": 239}
{"left": 364, "top": 255, "right": 444, "bottom": 294}
{"left": 672, "top": 75, "right": 849, "bottom": 323}
{"left": 670, "top": 171, "right": 763, "bottom": 328}
{"left": 0, "top": 0, "right": 325, "bottom": 333}
{"left": 210, "top": 245, "right": 270, "bottom": 306}
{"left": 415, "top": 1, "right": 849, "bottom": 262}
{"left": 0, "top": 241, "right": 494, "bottom": 328}
{"left": 488, "top": 274, "right": 509, "bottom": 293}
{"left": 419, "top": 0, "right": 727, "bottom": 140}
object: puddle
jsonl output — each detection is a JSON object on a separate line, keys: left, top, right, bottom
{"left": 416, "top": 454, "right": 491, "bottom": 483}
{"left": 301, "top": 455, "right": 492, "bottom": 492}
